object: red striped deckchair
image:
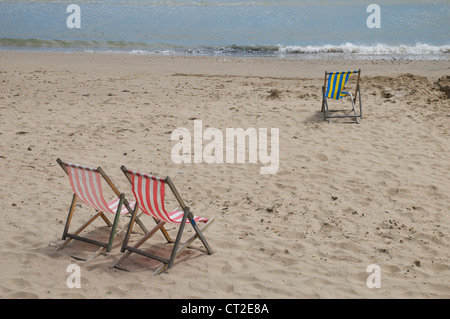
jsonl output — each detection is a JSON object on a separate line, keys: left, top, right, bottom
{"left": 321, "top": 69, "right": 362, "bottom": 123}
{"left": 112, "top": 165, "right": 215, "bottom": 275}
{"left": 56, "top": 158, "right": 145, "bottom": 261}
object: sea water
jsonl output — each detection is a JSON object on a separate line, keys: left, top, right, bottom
{"left": 0, "top": 0, "right": 449, "bottom": 59}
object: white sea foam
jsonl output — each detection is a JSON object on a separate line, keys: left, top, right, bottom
{"left": 278, "top": 43, "right": 450, "bottom": 56}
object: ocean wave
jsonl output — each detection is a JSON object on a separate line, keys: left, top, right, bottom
{"left": 0, "top": 37, "right": 150, "bottom": 48}
{"left": 278, "top": 43, "right": 450, "bottom": 55}
{"left": 1, "top": 38, "right": 448, "bottom": 59}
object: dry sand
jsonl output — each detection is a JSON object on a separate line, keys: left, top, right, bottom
{"left": 0, "top": 51, "right": 449, "bottom": 299}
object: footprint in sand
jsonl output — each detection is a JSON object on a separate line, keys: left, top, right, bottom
{"left": 275, "top": 183, "right": 297, "bottom": 191}
{"left": 315, "top": 154, "right": 328, "bottom": 162}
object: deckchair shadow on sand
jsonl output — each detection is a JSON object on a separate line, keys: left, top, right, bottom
{"left": 55, "top": 158, "right": 148, "bottom": 261}
{"left": 112, "top": 166, "right": 215, "bottom": 275}
{"left": 321, "top": 69, "right": 362, "bottom": 123}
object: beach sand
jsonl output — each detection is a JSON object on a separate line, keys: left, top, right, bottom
{"left": 0, "top": 51, "right": 449, "bottom": 299}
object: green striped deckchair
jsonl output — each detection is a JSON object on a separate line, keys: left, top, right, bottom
{"left": 321, "top": 69, "right": 362, "bottom": 123}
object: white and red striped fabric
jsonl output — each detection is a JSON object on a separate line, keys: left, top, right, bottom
{"left": 65, "top": 163, "right": 134, "bottom": 215}
{"left": 126, "top": 170, "right": 208, "bottom": 224}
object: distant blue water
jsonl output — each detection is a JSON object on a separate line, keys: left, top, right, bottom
{"left": 0, "top": 0, "right": 449, "bottom": 59}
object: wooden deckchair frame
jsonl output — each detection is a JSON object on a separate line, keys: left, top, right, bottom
{"left": 56, "top": 158, "right": 147, "bottom": 261}
{"left": 112, "top": 165, "right": 214, "bottom": 275}
{"left": 321, "top": 69, "right": 362, "bottom": 123}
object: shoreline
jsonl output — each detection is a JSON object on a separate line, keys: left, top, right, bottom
{"left": 1, "top": 50, "right": 449, "bottom": 81}
{"left": 1, "top": 38, "right": 449, "bottom": 59}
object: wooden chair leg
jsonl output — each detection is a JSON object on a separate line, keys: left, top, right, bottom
{"left": 154, "top": 217, "right": 215, "bottom": 275}
{"left": 112, "top": 220, "right": 167, "bottom": 270}
{"left": 56, "top": 211, "right": 103, "bottom": 251}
